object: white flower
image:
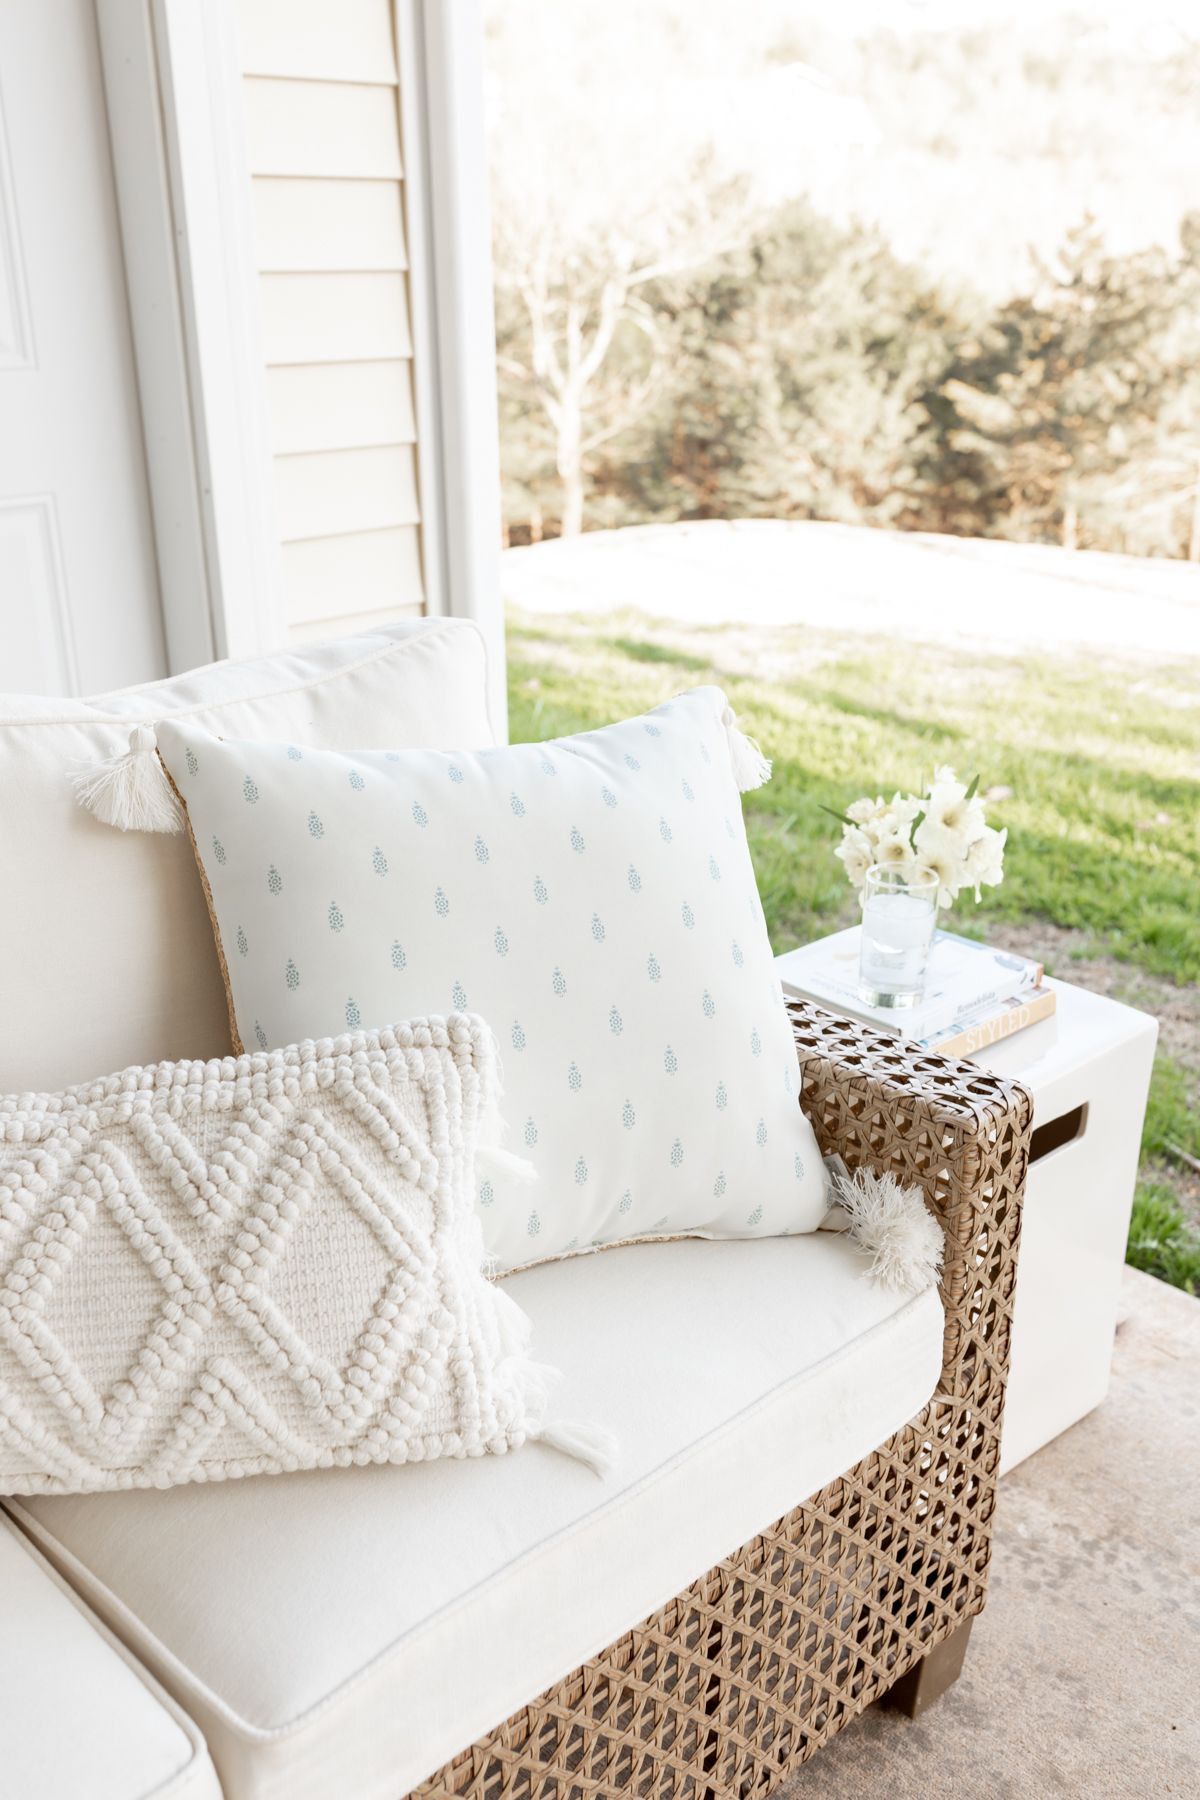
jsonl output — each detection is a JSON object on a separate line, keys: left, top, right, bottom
{"left": 925, "top": 774, "right": 987, "bottom": 844}
{"left": 836, "top": 774, "right": 1002, "bottom": 912}
{"left": 873, "top": 827, "right": 916, "bottom": 868}
{"left": 913, "top": 817, "right": 969, "bottom": 906}
{"left": 836, "top": 825, "right": 874, "bottom": 888}
{"left": 860, "top": 813, "right": 895, "bottom": 849}
{"left": 888, "top": 792, "right": 923, "bottom": 830}
{"left": 965, "top": 826, "right": 1006, "bottom": 898}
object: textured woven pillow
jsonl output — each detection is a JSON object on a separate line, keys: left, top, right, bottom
{"left": 0, "top": 1018, "right": 581, "bottom": 1497}
{"left": 138, "top": 687, "right": 827, "bottom": 1272}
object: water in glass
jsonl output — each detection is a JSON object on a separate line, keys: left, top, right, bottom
{"left": 859, "top": 866, "right": 938, "bottom": 1007}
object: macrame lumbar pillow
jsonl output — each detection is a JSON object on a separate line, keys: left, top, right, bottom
{"left": 0, "top": 1017, "right": 611, "bottom": 1496}
{"left": 74, "top": 685, "right": 829, "bottom": 1274}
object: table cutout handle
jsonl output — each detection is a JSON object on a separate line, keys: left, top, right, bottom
{"left": 1029, "top": 1102, "right": 1088, "bottom": 1165}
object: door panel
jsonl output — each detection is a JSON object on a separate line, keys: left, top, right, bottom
{"left": 0, "top": 0, "right": 165, "bottom": 695}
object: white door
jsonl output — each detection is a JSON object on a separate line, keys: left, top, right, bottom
{"left": 0, "top": 0, "right": 166, "bottom": 695}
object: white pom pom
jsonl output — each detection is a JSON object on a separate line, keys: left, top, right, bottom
{"left": 833, "top": 1167, "right": 944, "bottom": 1295}
{"left": 70, "top": 725, "right": 182, "bottom": 833}
{"left": 721, "top": 702, "right": 772, "bottom": 791}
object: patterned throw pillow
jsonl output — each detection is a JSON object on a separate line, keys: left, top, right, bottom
{"left": 150, "top": 687, "right": 828, "bottom": 1272}
{"left": 0, "top": 1018, "right": 588, "bottom": 1496}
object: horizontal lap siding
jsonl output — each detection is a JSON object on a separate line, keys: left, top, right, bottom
{"left": 237, "top": 0, "right": 427, "bottom": 642}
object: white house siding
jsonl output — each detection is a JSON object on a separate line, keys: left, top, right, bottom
{"left": 236, "top": 0, "right": 427, "bottom": 643}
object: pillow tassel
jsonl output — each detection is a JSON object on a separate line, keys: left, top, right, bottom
{"left": 490, "top": 1285, "right": 617, "bottom": 1475}
{"left": 70, "top": 724, "right": 182, "bottom": 834}
{"left": 832, "top": 1167, "right": 944, "bottom": 1295}
{"left": 490, "top": 1281, "right": 539, "bottom": 1360}
{"left": 533, "top": 1419, "right": 619, "bottom": 1477}
{"left": 721, "top": 703, "right": 772, "bottom": 791}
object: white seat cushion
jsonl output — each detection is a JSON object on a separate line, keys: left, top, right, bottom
{"left": 0, "top": 619, "right": 494, "bottom": 1094}
{"left": 9, "top": 1234, "right": 943, "bottom": 1800}
{"left": 0, "top": 1514, "right": 222, "bottom": 1800}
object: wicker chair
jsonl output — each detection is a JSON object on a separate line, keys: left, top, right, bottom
{"left": 415, "top": 997, "right": 1033, "bottom": 1798}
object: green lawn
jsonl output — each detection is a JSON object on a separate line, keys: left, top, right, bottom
{"left": 507, "top": 608, "right": 1200, "bottom": 1292}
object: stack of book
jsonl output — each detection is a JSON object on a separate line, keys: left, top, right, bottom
{"left": 777, "top": 927, "right": 1055, "bottom": 1059}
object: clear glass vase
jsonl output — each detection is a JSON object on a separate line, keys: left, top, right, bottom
{"left": 858, "top": 863, "right": 939, "bottom": 1008}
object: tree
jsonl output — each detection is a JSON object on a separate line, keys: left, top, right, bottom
{"left": 487, "top": 2, "right": 842, "bottom": 536}
{"left": 487, "top": 4, "right": 756, "bottom": 536}
{"left": 600, "top": 204, "right": 964, "bottom": 532}
{"left": 912, "top": 221, "right": 1188, "bottom": 550}
{"left": 493, "top": 184, "right": 741, "bottom": 538}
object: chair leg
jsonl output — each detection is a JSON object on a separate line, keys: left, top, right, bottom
{"left": 882, "top": 1617, "right": 974, "bottom": 1719}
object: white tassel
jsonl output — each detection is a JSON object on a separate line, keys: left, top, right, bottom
{"left": 721, "top": 703, "right": 772, "bottom": 792}
{"left": 833, "top": 1167, "right": 944, "bottom": 1295}
{"left": 514, "top": 1358, "right": 561, "bottom": 1411}
{"left": 490, "top": 1282, "right": 537, "bottom": 1360}
{"left": 533, "top": 1418, "right": 619, "bottom": 1477}
{"left": 476, "top": 1147, "right": 538, "bottom": 1186}
{"left": 70, "top": 724, "right": 181, "bottom": 834}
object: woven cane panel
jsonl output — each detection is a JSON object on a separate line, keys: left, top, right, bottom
{"left": 412, "top": 1001, "right": 1032, "bottom": 1799}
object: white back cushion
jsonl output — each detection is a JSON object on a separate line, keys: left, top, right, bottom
{"left": 0, "top": 621, "right": 494, "bottom": 1093}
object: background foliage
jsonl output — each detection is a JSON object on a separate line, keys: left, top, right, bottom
{"left": 488, "top": 5, "right": 1200, "bottom": 558}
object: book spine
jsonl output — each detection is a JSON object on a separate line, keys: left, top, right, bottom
{"left": 931, "top": 987, "right": 1057, "bottom": 1059}
{"left": 929, "top": 964, "right": 1043, "bottom": 1035}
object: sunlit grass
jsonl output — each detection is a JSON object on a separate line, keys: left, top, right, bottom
{"left": 507, "top": 610, "right": 1200, "bottom": 981}
{"left": 1127, "top": 1184, "right": 1200, "bottom": 1295}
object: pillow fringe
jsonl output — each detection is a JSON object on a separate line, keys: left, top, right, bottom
{"left": 488, "top": 1251, "right": 617, "bottom": 1477}
{"left": 532, "top": 1419, "right": 619, "bottom": 1477}
{"left": 476, "top": 1146, "right": 538, "bottom": 1186}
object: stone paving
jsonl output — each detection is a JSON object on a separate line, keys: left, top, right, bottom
{"left": 779, "top": 1267, "right": 1200, "bottom": 1799}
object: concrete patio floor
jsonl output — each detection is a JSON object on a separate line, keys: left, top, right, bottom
{"left": 780, "top": 1266, "right": 1200, "bottom": 1799}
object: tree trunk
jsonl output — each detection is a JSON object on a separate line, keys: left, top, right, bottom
{"left": 1188, "top": 455, "right": 1200, "bottom": 563}
{"left": 556, "top": 396, "right": 585, "bottom": 537}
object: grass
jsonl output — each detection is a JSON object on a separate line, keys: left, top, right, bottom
{"left": 1132, "top": 1053, "right": 1200, "bottom": 1295}
{"left": 507, "top": 611, "right": 1200, "bottom": 978}
{"left": 1128, "top": 1185, "right": 1200, "bottom": 1295}
{"left": 506, "top": 607, "right": 1200, "bottom": 1290}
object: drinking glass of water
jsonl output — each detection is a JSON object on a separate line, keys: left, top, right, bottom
{"left": 858, "top": 864, "right": 939, "bottom": 1008}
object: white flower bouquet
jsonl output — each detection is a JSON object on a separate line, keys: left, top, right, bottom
{"left": 829, "top": 767, "right": 1006, "bottom": 910}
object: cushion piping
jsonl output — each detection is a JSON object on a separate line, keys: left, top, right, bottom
{"left": 0, "top": 616, "right": 491, "bottom": 734}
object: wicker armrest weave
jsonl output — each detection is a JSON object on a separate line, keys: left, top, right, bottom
{"left": 788, "top": 996, "right": 1033, "bottom": 1402}
{"left": 414, "top": 1002, "right": 1033, "bottom": 1799}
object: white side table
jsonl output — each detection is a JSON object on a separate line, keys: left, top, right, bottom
{"left": 964, "top": 978, "right": 1156, "bottom": 1472}
{"left": 778, "top": 952, "right": 1157, "bottom": 1473}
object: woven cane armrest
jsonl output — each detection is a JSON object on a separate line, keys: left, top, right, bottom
{"left": 788, "top": 996, "right": 1033, "bottom": 1400}
{"left": 412, "top": 1004, "right": 1032, "bottom": 1798}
